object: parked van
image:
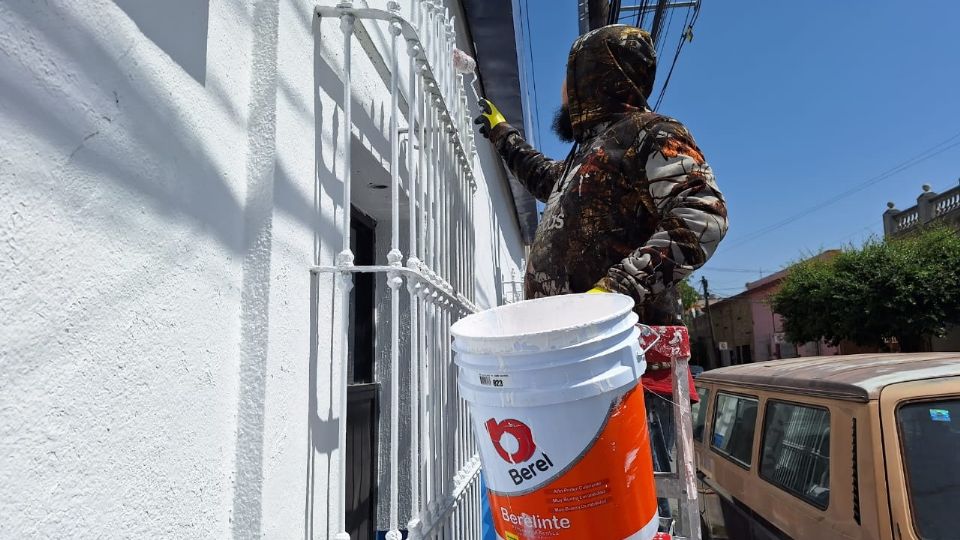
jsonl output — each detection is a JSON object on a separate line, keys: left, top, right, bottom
{"left": 692, "top": 353, "right": 960, "bottom": 540}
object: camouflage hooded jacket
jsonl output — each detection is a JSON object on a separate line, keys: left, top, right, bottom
{"left": 489, "top": 25, "right": 728, "bottom": 324}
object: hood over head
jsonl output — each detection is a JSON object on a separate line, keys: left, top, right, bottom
{"left": 566, "top": 25, "right": 657, "bottom": 140}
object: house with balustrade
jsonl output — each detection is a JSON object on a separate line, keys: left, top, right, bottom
{"left": 1, "top": 0, "right": 536, "bottom": 538}
{"left": 883, "top": 180, "right": 960, "bottom": 352}
{"left": 883, "top": 181, "right": 960, "bottom": 238}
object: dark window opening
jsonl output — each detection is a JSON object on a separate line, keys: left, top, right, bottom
{"left": 345, "top": 383, "right": 379, "bottom": 540}
{"left": 349, "top": 208, "right": 377, "bottom": 384}
{"left": 346, "top": 208, "right": 378, "bottom": 540}
{"left": 692, "top": 387, "right": 710, "bottom": 442}
{"left": 897, "top": 398, "right": 960, "bottom": 539}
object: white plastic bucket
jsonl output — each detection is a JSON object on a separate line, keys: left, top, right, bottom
{"left": 451, "top": 293, "right": 660, "bottom": 540}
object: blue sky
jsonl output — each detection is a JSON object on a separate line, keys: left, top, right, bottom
{"left": 517, "top": 0, "right": 960, "bottom": 297}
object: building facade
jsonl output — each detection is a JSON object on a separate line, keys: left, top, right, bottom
{"left": 739, "top": 259, "right": 841, "bottom": 362}
{"left": 883, "top": 181, "right": 960, "bottom": 238}
{"left": 690, "top": 252, "right": 842, "bottom": 367}
{"left": 0, "top": 1, "right": 532, "bottom": 538}
{"left": 693, "top": 179, "right": 960, "bottom": 364}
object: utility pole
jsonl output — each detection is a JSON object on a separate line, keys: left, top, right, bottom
{"left": 577, "top": 0, "right": 591, "bottom": 34}
{"left": 621, "top": 1, "right": 698, "bottom": 12}
{"left": 578, "top": 0, "right": 699, "bottom": 35}
{"left": 701, "top": 276, "right": 718, "bottom": 370}
{"left": 578, "top": 0, "right": 612, "bottom": 34}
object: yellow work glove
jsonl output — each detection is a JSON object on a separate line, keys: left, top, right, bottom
{"left": 587, "top": 287, "right": 609, "bottom": 294}
{"left": 473, "top": 98, "right": 506, "bottom": 139}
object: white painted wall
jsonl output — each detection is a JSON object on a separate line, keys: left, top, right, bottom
{"left": 0, "top": 0, "right": 525, "bottom": 538}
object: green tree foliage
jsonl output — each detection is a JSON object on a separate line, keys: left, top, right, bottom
{"left": 678, "top": 277, "right": 701, "bottom": 311}
{"left": 772, "top": 228, "right": 960, "bottom": 352}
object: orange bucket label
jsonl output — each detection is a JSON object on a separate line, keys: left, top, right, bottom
{"left": 480, "top": 387, "right": 658, "bottom": 540}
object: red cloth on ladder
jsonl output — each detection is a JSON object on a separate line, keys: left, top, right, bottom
{"left": 638, "top": 325, "right": 699, "bottom": 402}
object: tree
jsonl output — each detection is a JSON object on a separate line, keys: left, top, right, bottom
{"left": 678, "top": 277, "right": 702, "bottom": 328}
{"left": 678, "top": 277, "right": 701, "bottom": 311}
{"left": 772, "top": 228, "right": 960, "bottom": 352}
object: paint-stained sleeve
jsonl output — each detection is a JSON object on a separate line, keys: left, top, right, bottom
{"left": 597, "top": 121, "right": 728, "bottom": 305}
{"left": 488, "top": 123, "right": 563, "bottom": 202}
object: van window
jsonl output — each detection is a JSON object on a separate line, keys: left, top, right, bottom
{"left": 692, "top": 387, "right": 710, "bottom": 442}
{"left": 897, "top": 399, "right": 960, "bottom": 539}
{"left": 711, "top": 393, "right": 758, "bottom": 467}
{"left": 760, "top": 401, "right": 831, "bottom": 509}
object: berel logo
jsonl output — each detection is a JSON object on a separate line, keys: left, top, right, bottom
{"left": 486, "top": 418, "right": 557, "bottom": 486}
{"left": 485, "top": 418, "right": 536, "bottom": 464}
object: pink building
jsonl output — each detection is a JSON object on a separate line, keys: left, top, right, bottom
{"left": 743, "top": 264, "right": 840, "bottom": 361}
{"left": 690, "top": 250, "right": 846, "bottom": 366}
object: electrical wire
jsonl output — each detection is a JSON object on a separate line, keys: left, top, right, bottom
{"left": 706, "top": 267, "right": 770, "bottom": 274}
{"left": 650, "top": 0, "right": 669, "bottom": 46}
{"left": 831, "top": 223, "right": 880, "bottom": 245}
{"left": 655, "top": 0, "right": 677, "bottom": 55}
{"left": 723, "top": 130, "right": 960, "bottom": 250}
{"left": 636, "top": 0, "right": 648, "bottom": 27}
{"left": 695, "top": 224, "right": 883, "bottom": 297}
{"left": 653, "top": 0, "right": 700, "bottom": 110}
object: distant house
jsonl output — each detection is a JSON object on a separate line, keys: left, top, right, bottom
{"left": 884, "top": 181, "right": 960, "bottom": 238}
{"left": 690, "top": 251, "right": 848, "bottom": 367}
{"left": 738, "top": 251, "right": 843, "bottom": 362}
{"left": 684, "top": 294, "right": 722, "bottom": 320}
{"left": 883, "top": 181, "right": 960, "bottom": 352}
{"left": 690, "top": 181, "right": 960, "bottom": 367}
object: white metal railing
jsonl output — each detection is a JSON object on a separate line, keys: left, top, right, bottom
{"left": 502, "top": 268, "right": 524, "bottom": 304}
{"left": 313, "top": 2, "right": 484, "bottom": 539}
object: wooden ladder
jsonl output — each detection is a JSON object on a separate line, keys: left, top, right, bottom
{"left": 652, "top": 355, "right": 701, "bottom": 540}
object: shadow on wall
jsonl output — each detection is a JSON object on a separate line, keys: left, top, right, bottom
{"left": 6, "top": 0, "right": 294, "bottom": 537}
{"left": 9, "top": 1, "right": 460, "bottom": 535}
{"left": 2, "top": 0, "right": 243, "bottom": 252}
{"left": 306, "top": 12, "right": 342, "bottom": 540}
{"left": 2, "top": 0, "right": 334, "bottom": 255}
{"left": 306, "top": 272, "right": 340, "bottom": 540}
{"left": 115, "top": 0, "right": 210, "bottom": 84}
{"left": 304, "top": 9, "right": 419, "bottom": 536}
{"left": 2, "top": 0, "right": 366, "bottom": 537}
{"left": 231, "top": 0, "right": 282, "bottom": 535}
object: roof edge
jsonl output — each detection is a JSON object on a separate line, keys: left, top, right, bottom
{"left": 461, "top": 0, "right": 539, "bottom": 245}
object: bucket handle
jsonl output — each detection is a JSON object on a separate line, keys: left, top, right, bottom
{"left": 637, "top": 324, "right": 662, "bottom": 355}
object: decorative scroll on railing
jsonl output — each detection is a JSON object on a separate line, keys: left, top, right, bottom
{"left": 314, "top": 1, "right": 485, "bottom": 539}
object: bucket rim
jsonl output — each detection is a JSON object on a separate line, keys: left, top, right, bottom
{"left": 451, "top": 293, "right": 636, "bottom": 346}
{"left": 452, "top": 313, "right": 639, "bottom": 361}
